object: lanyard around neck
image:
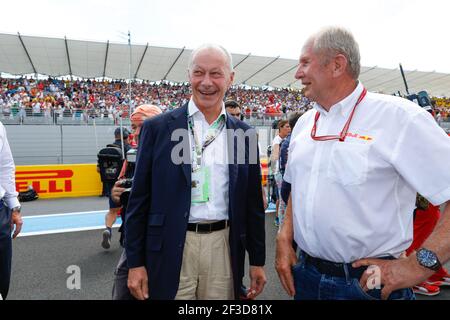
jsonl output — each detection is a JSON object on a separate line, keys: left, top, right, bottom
{"left": 188, "top": 113, "right": 226, "bottom": 169}
{"left": 311, "top": 87, "right": 367, "bottom": 142}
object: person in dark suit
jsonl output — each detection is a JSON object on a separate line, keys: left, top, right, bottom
{"left": 125, "top": 44, "right": 266, "bottom": 300}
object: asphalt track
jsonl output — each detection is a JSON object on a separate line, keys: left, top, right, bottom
{"left": 7, "top": 197, "right": 450, "bottom": 300}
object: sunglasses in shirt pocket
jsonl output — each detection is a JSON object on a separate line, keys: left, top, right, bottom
{"left": 327, "top": 142, "right": 370, "bottom": 186}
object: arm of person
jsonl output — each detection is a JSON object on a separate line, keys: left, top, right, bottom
{"left": 0, "top": 124, "right": 22, "bottom": 239}
{"left": 10, "top": 208, "right": 23, "bottom": 239}
{"left": 353, "top": 111, "right": 450, "bottom": 299}
{"left": 128, "top": 266, "right": 149, "bottom": 300}
{"left": 245, "top": 136, "right": 267, "bottom": 298}
{"left": 280, "top": 180, "right": 291, "bottom": 205}
{"left": 247, "top": 266, "right": 266, "bottom": 299}
{"left": 270, "top": 143, "right": 280, "bottom": 172}
{"left": 421, "top": 201, "right": 450, "bottom": 263}
{"left": 275, "top": 194, "right": 297, "bottom": 296}
{"left": 111, "top": 161, "right": 129, "bottom": 205}
{"left": 354, "top": 200, "right": 450, "bottom": 300}
{"left": 261, "top": 185, "right": 268, "bottom": 210}
{"left": 124, "top": 121, "right": 154, "bottom": 300}
{"left": 111, "top": 180, "right": 126, "bottom": 205}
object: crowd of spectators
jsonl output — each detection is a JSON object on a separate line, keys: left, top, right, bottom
{"left": 1, "top": 77, "right": 448, "bottom": 123}
{"left": 432, "top": 97, "right": 450, "bottom": 118}
{"left": 0, "top": 77, "right": 310, "bottom": 122}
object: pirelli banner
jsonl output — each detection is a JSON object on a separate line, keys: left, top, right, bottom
{"left": 15, "top": 164, "right": 102, "bottom": 199}
{"left": 260, "top": 157, "right": 268, "bottom": 187}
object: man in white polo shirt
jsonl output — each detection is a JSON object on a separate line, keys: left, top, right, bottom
{"left": 275, "top": 26, "right": 450, "bottom": 300}
{"left": 0, "top": 121, "right": 23, "bottom": 299}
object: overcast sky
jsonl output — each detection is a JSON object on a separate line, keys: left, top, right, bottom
{"left": 2, "top": 0, "right": 449, "bottom": 73}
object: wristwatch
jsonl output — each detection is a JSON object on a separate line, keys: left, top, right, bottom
{"left": 11, "top": 205, "right": 21, "bottom": 213}
{"left": 416, "top": 248, "right": 442, "bottom": 271}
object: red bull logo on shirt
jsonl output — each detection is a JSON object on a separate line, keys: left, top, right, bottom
{"left": 345, "top": 132, "right": 373, "bottom": 141}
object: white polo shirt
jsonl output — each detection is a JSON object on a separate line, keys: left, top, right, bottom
{"left": 284, "top": 82, "right": 450, "bottom": 263}
{"left": 271, "top": 135, "right": 283, "bottom": 174}
{"left": 188, "top": 99, "right": 229, "bottom": 223}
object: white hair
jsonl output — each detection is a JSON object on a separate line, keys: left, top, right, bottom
{"left": 188, "top": 43, "right": 234, "bottom": 72}
{"left": 305, "top": 26, "right": 361, "bottom": 79}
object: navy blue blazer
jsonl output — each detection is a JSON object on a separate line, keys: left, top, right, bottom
{"left": 125, "top": 104, "right": 266, "bottom": 300}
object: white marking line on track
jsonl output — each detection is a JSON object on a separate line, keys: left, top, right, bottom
{"left": 23, "top": 210, "right": 108, "bottom": 219}
{"left": 18, "top": 223, "right": 121, "bottom": 237}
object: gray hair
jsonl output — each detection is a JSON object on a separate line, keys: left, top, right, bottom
{"left": 188, "top": 43, "right": 234, "bottom": 73}
{"left": 306, "top": 26, "right": 361, "bottom": 79}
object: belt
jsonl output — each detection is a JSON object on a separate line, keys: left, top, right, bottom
{"left": 302, "top": 251, "right": 395, "bottom": 279}
{"left": 187, "top": 220, "right": 228, "bottom": 233}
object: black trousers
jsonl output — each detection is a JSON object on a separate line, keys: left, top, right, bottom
{"left": 0, "top": 203, "right": 12, "bottom": 299}
{"left": 112, "top": 250, "right": 134, "bottom": 300}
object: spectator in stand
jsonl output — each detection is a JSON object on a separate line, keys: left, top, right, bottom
{"left": 32, "top": 100, "right": 41, "bottom": 117}
{"left": 0, "top": 77, "right": 310, "bottom": 120}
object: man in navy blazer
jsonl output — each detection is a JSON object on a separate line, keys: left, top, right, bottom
{"left": 125, "top": 44, "right": 266, "bottom": 300}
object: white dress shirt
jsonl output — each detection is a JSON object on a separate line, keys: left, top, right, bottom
{"left": 284, "top": 82, "right": 450, "bottom": 263}
{"left": 188, "top": 99, "right": 229, "bottom": 223}
{"left": 0, "top": 122, "right": 20, "bottom": 209}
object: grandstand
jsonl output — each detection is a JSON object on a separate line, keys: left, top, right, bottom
{"left": 1, "top": 33, "right": 449, "bottom": 130}
{"left": 0, "top": 77, "right": 302, "bottom": 126}
{"left": 0, "top": 32, "right": 449, "bottom": 94}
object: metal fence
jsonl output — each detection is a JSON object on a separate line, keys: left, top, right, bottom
{"left": 5, "top": 124, "right": 274, "bottom": 166}
{"left": 6, "top": 125, "right": 114, "bottom": 165}
{"left": 440, "top": 120, "right": 450, "bottom": 133}
{"left": 4, "top": 112, "right": 449, "bottom": 166}
{"left": 2, "top": 111, "right": 449, "bottom": 129}
{"left": 0, "top": 113, "right": 129, "bottom": 126}
{"left": 0, "top": 112, "right": 287, "bottom": 127}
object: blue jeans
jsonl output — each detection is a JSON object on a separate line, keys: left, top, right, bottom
{"left": 292, "top": 253, "right": 415, "bottom": 300}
